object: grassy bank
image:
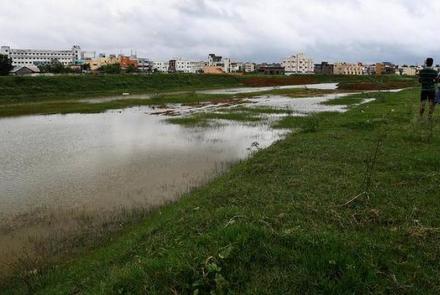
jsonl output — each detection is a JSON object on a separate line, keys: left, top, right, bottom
{"left": 0, "top": 74, "right": 244, "bottom": 104}
{"left": 4, "top": 87, "right": 440, "bottom": 294}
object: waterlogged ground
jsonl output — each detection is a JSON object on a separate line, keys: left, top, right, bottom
{"left": 0, "top": 84, "right": 392, "bottom": 278}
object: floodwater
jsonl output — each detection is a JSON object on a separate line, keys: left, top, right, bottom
{"left": 0, "top": 110, "right": 287, "bottom": 220}
{"left": 79, "top": 83, "right": 339, "bottom": 103}
{"left": 0, "top": 86, "right": 387, "bottom": 275}
{"left": 197, "top": 83, "right": 338, "bottom": 95}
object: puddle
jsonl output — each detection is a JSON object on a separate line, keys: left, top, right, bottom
{"left": 197, "top": 83, "right": 338, "bottom": 95}
{"left": 79, "top": 93, "right": 152, "bottom": 104}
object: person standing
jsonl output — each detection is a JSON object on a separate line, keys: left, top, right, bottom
{"left": 418, "top": 58, "right": 438, "bottom": 118}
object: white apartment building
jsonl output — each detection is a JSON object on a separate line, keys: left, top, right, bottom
{"left": 333, "top": 62, "right": 364, "bottom": 75}
{"left": 153, "top": 61, "right": 169, "bottom": 72}
{"left": 0, "top": 45, "right": 82, "bottom": 66}
{"left": 398, "top": 66, "right": 417, "bottom": 76}
{"left": 281, "top": 53, "right": 314, "bottom": 74}
{"left": 137, "top": 58, "right": 153, "bottom": 72}
{"left": 153, "top": 59, "right": 206, "bottom": 73}
{"left": 243, "top": 63, "right": 256, "bottom": 73}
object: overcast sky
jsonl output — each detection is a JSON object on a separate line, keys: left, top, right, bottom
{"left": 1, "top": 0, "right": 439, "bottom": 64}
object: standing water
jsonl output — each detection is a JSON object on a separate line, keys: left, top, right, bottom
{"left": 0, "top": 87, "right": 386, "bottom": 276}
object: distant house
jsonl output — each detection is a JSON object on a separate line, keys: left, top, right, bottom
{"left": 281, "top": 53, "right": 314, "bottom": 75}
{"left": 10, "top": 65, "right": 40, "bottom": 76}
{"left": 257, "top": 65, "right": 285, "bottom": 75}
{"left": 314, "top": 62, "right": 334, "bottom": 75}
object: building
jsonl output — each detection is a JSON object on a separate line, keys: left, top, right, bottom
{"left": 281, "top": 53, "right": 314, "bottom": 75}
{"left": 397, "top": 65, "right": 417, "bottom": 76}
{"left": 10, "top": 65, "right": 40, "bottom": 76}
{"left": 81, "top": 51, "right": 96, "bottom": 61}
{"left": 153, "top": 61, "right": 169, "bottom": 72}
{"left": 0, "top": 45, "right": 83, "bottom": 66}
{"left": 137, "top": 58, "right": 153, "bottom": 72}
{"left": 314, "top": 62, "right": 334, "bottom": 75}
{"left": 208, "top": 54, "right": 223, "bottom": 66}
{"left": 257, "top": 64, "right": 285, "bottom": 75}
{"left": 153, "top": 59, "right": 206, "bottom": 74}
{"left": 243, "top": 63, "right": 256, "bottom": 73}
{"left": 119, "top": 55, "right": 138, "bottom": 69}
{"left": 375, "top": 62, "right": 396, "bottom": 75}
{"left": 333, "top": 62, "right": 364, "bottom": 75}
{"left": 87, "top": 55, "right": 119, "bottom": 71}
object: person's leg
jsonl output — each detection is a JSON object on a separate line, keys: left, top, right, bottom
{"left": 420, "top": 101, "right": 426, "bottom": 116}
{"left": 428, "top": 99, "right": 436, "bottom": 119}
{"left": 420, "top": 91, "right": 427, "bottom": 116}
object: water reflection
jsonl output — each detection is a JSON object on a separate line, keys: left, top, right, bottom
{"left": 0, "top": 109, "right": 287, "bottom": 219}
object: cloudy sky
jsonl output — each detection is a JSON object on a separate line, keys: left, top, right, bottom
{"left": 1, "top": 0, "right": 439, "bottom": 64}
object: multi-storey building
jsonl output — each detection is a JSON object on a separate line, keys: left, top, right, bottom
{"left": 87, "top": 55, "right": 119, "bottom": 71}
{"left": 397, "top": 65, "right": 417, "bottom": 76}
{"left": 333, "top": 62, "right": 364, "bottom": 75}
{"left": 119, "top": 55, "right": 138, "bottom": 69}
{"left": 0, "top": 45, "right": 82, "bottom": 66}
{"left": 154, "top": 59, "right": 206, "bottom": 73}
{"left": 153, "top": 61, "right": 169, "bottom": 72}
{"left": 314, "top": 62, "right": 334, "bottom": 75}
{"left": 137, "top": 58, "right": 153, "bottom": 72}
{"left": 281, "top": 53, "right": 314, "bottom": 75}
{"left": 243, "top": 63, "right": 256, "bottom": 73}
{"left": 208, "top": 53, "right": 223, "bottom": 66}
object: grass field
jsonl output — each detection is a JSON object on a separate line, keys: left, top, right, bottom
{"left": 3, "top": 86, "right": 440, "bottom": 294}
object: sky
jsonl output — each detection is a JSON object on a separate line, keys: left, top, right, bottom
{"left": 1, "top": 0, "right": 440, "bottom": 64}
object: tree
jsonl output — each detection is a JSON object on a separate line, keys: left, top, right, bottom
{"left": 125, "top": 64, "right": 138, "bottom": 74}
{"left": 0, "top": 54, "right": 13, "bottom": 76}
{"left": 99, "top": 63, "right": 121, "bottom": 74}
{"left": 38, "top": 60, "right": 74, "bottom": 74}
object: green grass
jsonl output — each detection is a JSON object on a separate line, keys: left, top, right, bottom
{"left": 0, "top": 74, "right": 244, "bottom": 104}
{"left": 4, "top": 87, "right": 440, "bottom": 294}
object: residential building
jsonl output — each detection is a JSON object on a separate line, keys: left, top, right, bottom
{"left": 191, "top": 61, "right": 208, "bottom": 73}
{"left": 333, "top": 62, "right": 364, "bottom": 75}
{"left": 314, "top": 62, "right": 334, "bottom": 75}
{"left": 119, "top": 55, "right": 138, "bottom": 69}
{"left": 81, "top": 51, "right": 96, "bottom": 61}
{"left": 87, "top": 55, "right": 119, "bottom": 71}
{"left": 0, "top": 45, "right": 83, "bottom": 66}
{"left": 208, "top": 53, "right": 223, "bottom": 66}
{"left": 375, "top": 62, "right": 396, "bottom": 75}
{"left": 281, "top": 53, "right": 314, "bottom": 74}
{"left": 153, "top": 61, "right": 169, "bottom": 72}
{"left": 10, "top": 65, "right": 41, "bottom": 76}
{"left": 397, "top": 65, "right": 417, "bottom": 76}
{"left": 243, "top": 63, "right": 256, "bottom": 73}
{"left": 257, "top": 64, "right": 285, "bottom": 75}
{"left": 137, "top": 58, "right": 153, "bottom": 72}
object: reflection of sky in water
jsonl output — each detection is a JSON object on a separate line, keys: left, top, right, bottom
{"left": 197, "top": 83, "right": 338, "bottom": 95}
{"left": 0, "top": 109, "right": 287, "bottom": 217}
